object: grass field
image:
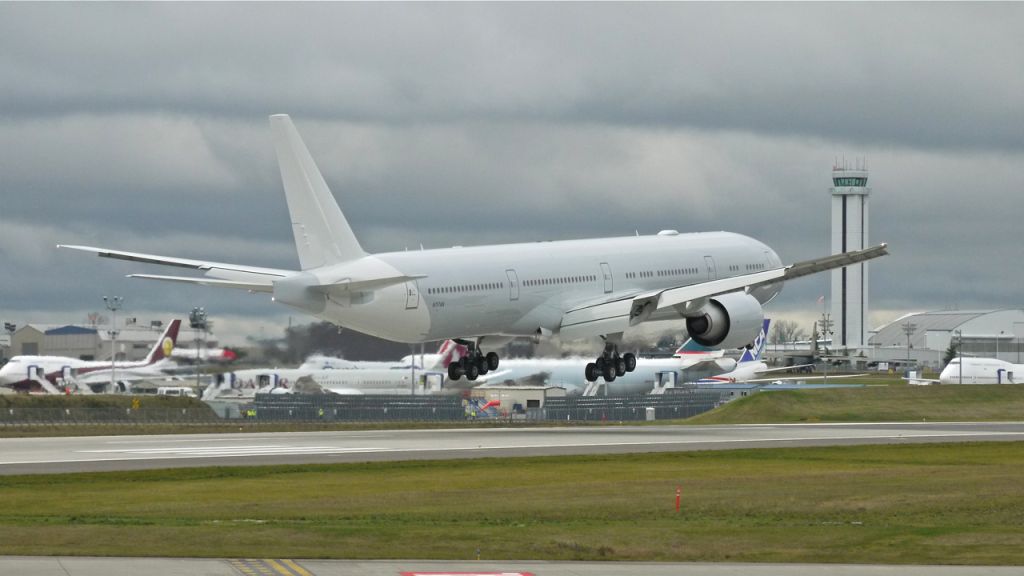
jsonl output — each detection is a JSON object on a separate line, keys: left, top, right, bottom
{"left": 685, "top": 383, "right": 1024, "bottom": 424}
{"left": 1, "top": 442, "right": 1023, "bottom": 564}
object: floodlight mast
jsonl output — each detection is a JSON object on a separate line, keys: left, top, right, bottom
{"left": 103, "top": 296, "right": 123, "bottom": 393}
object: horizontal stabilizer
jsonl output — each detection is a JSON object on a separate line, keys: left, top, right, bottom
{"left": 57, "top": 244, "right": 290, "bottom": 276}
{"left": 127, "top": 274, "right": 274, "bottom": 292}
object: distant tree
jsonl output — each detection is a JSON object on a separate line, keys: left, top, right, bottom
{"left": 943, "top": 341, "right": 959, "bottom": 366}
{"left": 769, "top": 319, "right": 807, "bottom": 346}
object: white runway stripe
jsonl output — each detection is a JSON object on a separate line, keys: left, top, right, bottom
{"left": 79, "top": 446, "right": 386, "bottom": 457}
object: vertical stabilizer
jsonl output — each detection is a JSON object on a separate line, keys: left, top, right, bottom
{"left": 738, "top": 319, "right": 771, "bottom": 364}
{"left": 270, "top": 115, "right": 367, "bottom": 270}
{"left": 144, "top": 319, "right": 181, "bottom": 364}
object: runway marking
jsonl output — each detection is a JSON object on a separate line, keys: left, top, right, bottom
{"left": 229, "top": 558, "right": 312, "bottom": 576}
{"left": 78, "top": 445, "right": 388, "bottom": 457}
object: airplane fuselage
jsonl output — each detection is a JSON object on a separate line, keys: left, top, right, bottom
{"left": 939, "top": 357, "right": 1022, "bottom": 384}
{"left": 281, "top": 231, "right": 782, "bottom": 344}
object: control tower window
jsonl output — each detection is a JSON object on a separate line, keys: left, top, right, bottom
{"left": 833, "top": 177, "right": 867, "bottom": 187}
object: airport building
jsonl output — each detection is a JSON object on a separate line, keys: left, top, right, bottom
{"left": 5, "top": 319, "right": 218, "bottom": 361}
{"left": 866, "top": 309, "right": 1024, "bottom": 368}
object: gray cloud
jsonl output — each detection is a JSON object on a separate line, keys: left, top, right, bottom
{"left": 1, "top": 3, "right": 1021, "bottom": 345}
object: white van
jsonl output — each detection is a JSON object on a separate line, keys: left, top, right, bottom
{"left": 157, "top": 386, "right": 197, "bottom": 398}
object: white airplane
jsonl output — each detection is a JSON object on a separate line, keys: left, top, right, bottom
{"left": 908, "top": 357, "right": 1022, "bottom": 385}
{"left": 203, "top": 340, "right": 465, "bottom": 399}
{"left": 171, "top": 346, "right": 237, "bottom": 364}
{"left": 297, "top": 340, "right": 458, "bottom": 371}
{"left": 0, "top": 320, "right": 181, "bottom": 394}
{"left": 472, "top": 322, "right": 764, "bottom": 395}
{"left": 59, "top": 115, "right": 888, "bottom": 385}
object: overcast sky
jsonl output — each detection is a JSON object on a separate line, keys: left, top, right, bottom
{"left": 1, "top": 3, "right": 1022, "bottom": 347}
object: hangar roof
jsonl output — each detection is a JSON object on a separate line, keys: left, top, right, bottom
{"left": 870, "top": 310, "right": 1022, "bottom": 348}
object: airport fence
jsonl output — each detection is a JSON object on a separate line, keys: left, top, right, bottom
{"left": 247, "top": 391, "right": 724, "bottom": 423}
{"left": 541, "top": 390, "right": 723, "bottom": 422}
{"left": 0, "top": 406, "right": 221, "bottom": 426}
{"left": 251, "top": 393, "right": 466, "bottom": 422}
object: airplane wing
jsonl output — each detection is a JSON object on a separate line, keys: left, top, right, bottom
{"left": 57, "top": 245, "right": 293, "bottom": 290}
{"left": 559, "top": 243, "right": 888, "bottom": 340}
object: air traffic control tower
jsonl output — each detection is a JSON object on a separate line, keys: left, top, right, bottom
{"left": 829, "top": 161, "right": 871, "bottom": 348}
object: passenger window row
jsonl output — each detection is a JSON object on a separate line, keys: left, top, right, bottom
{"left": 625, "top": 267, "right": 699, "bottom": 280}
{"left": 524, "top": 275, "right": 596, "bottom": 287}
{"left": 428, "top": 282, "right": 504, "bottom": 295}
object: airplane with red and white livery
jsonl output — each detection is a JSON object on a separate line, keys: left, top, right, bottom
{"left": 0, "top": 320, "right": 182, "bottom": 394}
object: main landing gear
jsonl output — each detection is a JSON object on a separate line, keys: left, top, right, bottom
{"left": 584, "top": 342, "right": 637, "bottom": 383}
{"left": 447, "top": 340, "right": 500, "bottom": 382}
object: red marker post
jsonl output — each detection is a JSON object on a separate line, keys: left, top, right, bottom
{"left": 675, "top": 485, "right": 681, "bottom": 513}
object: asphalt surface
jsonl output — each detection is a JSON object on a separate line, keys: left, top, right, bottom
{"left": 1, "top": 557, "right": 1022, "bottom": 576}
{"left": 2, "top": 421, "right": 1023, "bottom": 475}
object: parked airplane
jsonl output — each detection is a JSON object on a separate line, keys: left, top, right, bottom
{"left": 298, "top": 340, "right": 456, "bottom": 371}
{"left": 908, "top": 357, "right": 1022, "bottom": 385}
{"left": 473, "top": 323, "right": 765, "bottom": 395}
{"left": 59, "top": 115, "right": 888, "bottom": 385}
{"left": 203, "top": 340, "right": 466, "bottom": 399}
{"left": 171, "top": 346, "right": 237, "bottom": 364}
{"left": 0, "top": 320, "right": 181, "bottom": 394}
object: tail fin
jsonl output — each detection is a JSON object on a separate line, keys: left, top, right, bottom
{"left": 429, "top": 340, "right": 470, "bottom": 370}
{"left": 674, "top": 338, "right": 717, "bottom": 357}
{"left": 738, "top": 319, "right": 771, "bottom": 364}
{"left": 144, "top": 320, "right": 181, "bottom": 364}
{"left": 270, "top": 114, "right": 367, "bottom": 270}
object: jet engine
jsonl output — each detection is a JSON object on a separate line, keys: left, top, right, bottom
{"left": 684, "top": 292, "right": 765, "bottom": 349}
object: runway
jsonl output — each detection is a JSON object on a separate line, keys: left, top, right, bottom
{"left": 2, "top": 421, "right": 1023, "bottom": 475}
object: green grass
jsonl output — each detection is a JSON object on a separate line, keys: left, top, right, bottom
{"left": 1, "top": 442, "right": 1024, "bottom": 564}
{"left": 686, "top": 384, "right": 1024, "bottom": 424}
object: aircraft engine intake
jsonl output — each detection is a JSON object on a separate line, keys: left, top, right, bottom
{"left": 685, "top": 292, "right": 764, "bottom": 349}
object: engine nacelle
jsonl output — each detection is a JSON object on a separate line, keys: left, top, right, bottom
{"left": 685, "top": 292, "right": 765, "bottom": 349}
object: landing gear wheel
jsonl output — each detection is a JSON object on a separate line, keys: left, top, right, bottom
{"left": 476, "top": 356, "right": 489, "bottom": 376}
{"left": 585, "top": 362, "right": 599, "bottom": 382}
{"left": 595, "top": 356, "right": 607, "bottom": 370}
{"left": 615, "top": 357, "right": 626, "bottom": 377}
{"left": 448, "top": 362, "right": 463, "bottom": 381}
{"left": 466, "top": 362, "right": 480, "bottom": 381}
{"left": 602, "top": 363, "right": 617, "bottom": 382}
{"left": 486, "top": 352, "right": 499, "bottom": 371}
{"left": 623, "top": 352, "right": 637, "bottom": 372}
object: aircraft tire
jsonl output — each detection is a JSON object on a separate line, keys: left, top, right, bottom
{"left": 476, "top": 356, "right": 489, "bottom": 376}
{"left": 595, "top": 356, "right": 607, "bottom": 370}
{"left": 448, "top": 363, "right": 463, "bottom": 381}
{"left": 623, "top": 353, "right": 637, "bottom": 372}
{"left": 584, "top": 362, "right": 599, "bottom": 382}
{"left": 602, "top": 363, "right": 616, "bottom": 382}
{"left": 466, "top": 363, "right": 480, "bottom": 381}
{"left": 615, "top": 358, "right": 626, "bottom": 377}
{"left": 486, "top": 352, "right": 499, "bottom": 370}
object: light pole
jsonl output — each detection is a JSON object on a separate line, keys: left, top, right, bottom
{"left": 189, "top": 307, "right": 208, "bottom": 393}
{"left": 955, "top": 330, "right": 963, "bottom": 385}
{"left": 819, "top": 313, "right": 834, "bottom": 385}
{"left": 901, "top": 321, "right": 917, "bottom": 372}
{"left": 996, "top": 331, "right": 1004, "bottom": 360}
{"left": 103, "top": 296, "right": 123, "bottom": 393}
